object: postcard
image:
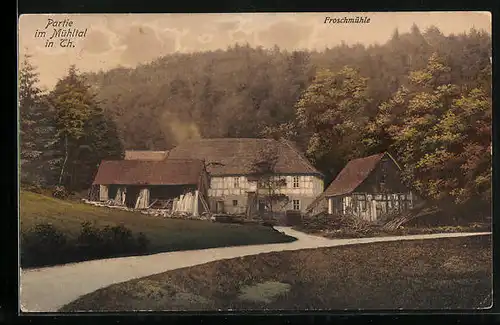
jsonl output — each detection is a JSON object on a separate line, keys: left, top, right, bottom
{"left": 18, "top": 12, "right": 492, "bottom": 312}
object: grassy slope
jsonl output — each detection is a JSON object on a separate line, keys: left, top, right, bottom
{"left": 20, "top": 190, "right": 295, "bottom": 253}
{"left": 61, "top": 235, "right": 492, "bottom": 311}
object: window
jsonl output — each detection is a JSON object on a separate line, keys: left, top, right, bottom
{"left": 293, "top": 176, "right": 300, "bottom": 188}
{"left": 292, "top": 199, "right": 300, "bottom": 211}
{"left": 233, "top": 177, "right": 240, "bottom": 188}
{"left": 232, "top": 200, "right": 238, "bottom": 206}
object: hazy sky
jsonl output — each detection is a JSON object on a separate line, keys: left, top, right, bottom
{"left": 18, "top": 12, "right": 491, "bottom": 90}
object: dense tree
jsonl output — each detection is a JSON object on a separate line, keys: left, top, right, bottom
{"left": 251, "top": 146, "right": 289, "bottom": 217}
{"left": 294, "top": 66, "right": 372, "bottom": 179}
{"left": 83, "top": 27, "right": 490, "bottom": 154}
{"left": 84, "top": 45, "right": 314, "bottom": 150}
{"left": 48, "top": 66, "right": 123, "bottom": 190}
{"left": 368, "top": 53, "right": 491, "bottom": 217}
{"left": 19, "top": 54, "right": 58, "bottom": 185}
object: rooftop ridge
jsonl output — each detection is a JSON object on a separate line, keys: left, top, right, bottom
{"left": 280, "top": 139, "right": 324, "bottom": 177}
{"left": 167, "top": 137, "right": 323, "bottom": 177}
{"left": 180, "top": 137, "right": 275, "bottom": 142}
{"left": 124, "top": 150, "right": 168, "bottom": 152}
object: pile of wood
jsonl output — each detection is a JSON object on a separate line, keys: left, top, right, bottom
{"left": 148, "top": 199, "right": 172, "bottom": 209}
{"left": 140, "top": 209, "right": 170, "bottom": 217}
{"left": 301, "top": 212, "right": 372, "bottom": 232}
{"left": 211, "top": 214, "right": 245, "bottom": 224}
{"left": 382, "top": 202, "right": 441, "bottom": 230}
{"left": 87, "top": 185, "right": 99, "bottom": 201}
{"left": 82, "top": 197, "right": 214, "bottom": 221}
{"left": 82, "top": 199, "right": 134, "bottom": 211}
{"left": 52, "top": 186, "right": 70, "bottom": 199}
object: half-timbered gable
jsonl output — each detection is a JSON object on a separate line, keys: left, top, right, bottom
{"left": 320, "top": 152, "right": 416, "bottom": 222}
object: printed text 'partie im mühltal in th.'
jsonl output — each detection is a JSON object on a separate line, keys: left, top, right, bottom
{"left": 33, "top": 18, "right": 88, "bottom": 48}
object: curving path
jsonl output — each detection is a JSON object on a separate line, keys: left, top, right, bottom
{"left": 20, "top": 227, "right": 490, "bottom": 312}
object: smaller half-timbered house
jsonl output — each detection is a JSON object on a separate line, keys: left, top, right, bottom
{"left": 323, "top": 152, "right": 416, "bottom": 222}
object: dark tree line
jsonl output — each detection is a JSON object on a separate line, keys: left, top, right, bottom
{"left": 84, "top": 25, "right": 490, "bottom": 152}
{"left": 19, "top": 58, "right": 123, "bottom": 192}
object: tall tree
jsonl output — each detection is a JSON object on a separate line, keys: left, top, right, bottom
{"left": 370, "top": 53, "right": 491, "bottom": 217}
{"left": 19, "top": 54, "right": 57, "bottom": 186}
{"left": 251, "top": 146, "right": 289, "bottom": 219}
{"left": 49, "top": 65, "right": 124, "bottom": 190}
{"left": 49, "top": 65, "right": 94, "bottom": 186}
{"left": 417, "top": 88, "right": 491, "bottom": 210}
{"left": 295, "top": 66, "right": 372, "bottom": 179}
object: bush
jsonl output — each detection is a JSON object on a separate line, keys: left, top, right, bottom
{"left": 21, "top": 221, "right": 152, "bottom": 268}
{"left": 136, "top": 232, "right": 150, "bottom": 253}
{"left": 300, "top": 213, "right": 372, "bottom": 233}
{"left": 21, "top": 182, "right": 44, "bottom": 194}
{"left": 76, "top": 222, "right": 149, "bottom": 259}
{"left": 76, "top": 221, "right": 105, "bottom": 258}
{"left": 21, "top": 223, "right": 69, "bottom": 267}
{"left": 100, "top": 224, "right": 136, "bottom": 255}
{"left": 52, "top": 186, "right": 70, "bottom": 200}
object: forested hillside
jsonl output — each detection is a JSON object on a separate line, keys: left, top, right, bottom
{"left": 84, "top": 25, "right": 491, "bottom": 153}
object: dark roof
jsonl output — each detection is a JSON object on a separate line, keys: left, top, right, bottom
{"left": 323, "top": 153, "right": 387, "bottom": 197}
{"left": 124, "top": 150, "right": 169, "bottom": 161}
{"left": 92, "top": 159, "right": 204, "bottom": 186}
{"left": 166, "top": 138, "right": 323, "bottom": 177}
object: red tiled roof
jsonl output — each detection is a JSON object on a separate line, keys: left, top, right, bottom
{"left": 166, "top": 138, "right": 323, "bottom": 177}
{"left": 323, "top": 153, "right": 386, "bottom": 197}
{"left": 92, "top": 159, "right": 204, "bottom": 185}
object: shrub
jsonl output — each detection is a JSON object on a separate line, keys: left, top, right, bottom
{"left": 136, "top": 232, "right": 150, "bottom": 253}
{"left": 76, "top": 222, "right": 144, "bottom": 258}
{"left": 100, "top": 224, "right": 136, "bottom": 256}
{"left": 21, "top": 182, "right": 43, "bottom": 194}
{"left": 77, "top": 221, "right": 105, "bottom": 258}
{"left": 22, "top": 221, "right": 153, "bottom": 268}
{"left": 21, "top": 223, "right": 69, "bottom": 267}
{"left": 300, "top": 213, "right": 372, "bottom": 232}
{"left": 52, "top": 186, "right": 70, "bottom": 200}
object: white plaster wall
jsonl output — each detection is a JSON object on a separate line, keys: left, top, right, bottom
{"left": 208, "top": 175, "right": 323, "bottom": 198}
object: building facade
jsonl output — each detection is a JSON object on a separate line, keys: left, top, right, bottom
{"left": 321, "top": 152, "right": 416, "bottom": 222}
{"left": 209, "top": 174, "right": 324, "bottom": 215}
{"left": 167, "top": 138, "right": 325, "bottom": 215}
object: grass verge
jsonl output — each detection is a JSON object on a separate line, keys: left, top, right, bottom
{"left": 295, "top": 213, "right": 490, "bottom": 239}
{"left": 20, "top": 190, "right": 296, "bottom": 268}
{"left": 60, "top": 235, "right": 492, "bottom": 311}
{"left": 295, "top": 224, "right": 492, "bottom": 239}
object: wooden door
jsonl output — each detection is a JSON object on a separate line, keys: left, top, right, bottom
{"left": 258, "top": 200, "right": 266, "bottom": 213}
{"left": 246, "top": 192, "right": 257, "bottom": 216}
{"left": 125, "top": 187, "right": 140, "bottom": 208}
{"left": 216, "top": 201, "right": 224, "bottom": 213}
